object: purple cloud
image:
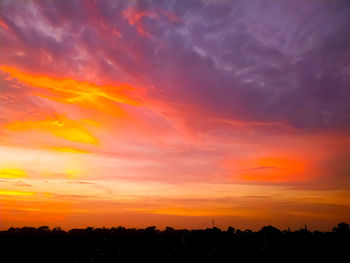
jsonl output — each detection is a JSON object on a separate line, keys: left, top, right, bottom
{"left": 0, "top": 0, "right": 349, "bottom": 133}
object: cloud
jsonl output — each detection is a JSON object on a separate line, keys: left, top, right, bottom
{"left": 5, "top": 114, "right": 98, "bottom": 145}
{"left": 13, "top": 181, "right": 32, "bottom": 187}
{"left": 1, "top": 0, "right": 348, "bottom": 132}
{"left": 0, "top": 66, "right": 140, "bottom": 106}
{"left": 0, "top": 0, "right": 349, "bottom": 228}
{"left": 0, "top": 168, "right": 27, "bottom": 179}
{"left": 0, "top": 189, "right": 35, "bottom": 196}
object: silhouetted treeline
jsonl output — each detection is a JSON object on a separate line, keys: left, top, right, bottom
{"left": 0, "top": 223, "right": 349, "bottom": 262}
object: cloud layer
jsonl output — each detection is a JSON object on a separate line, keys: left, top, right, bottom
{"left": 0, "top": 0, "right": 349, "bottom": 230}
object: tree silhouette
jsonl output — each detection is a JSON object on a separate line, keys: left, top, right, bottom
{"left": 0, "top": 223, "right": 349, "bottom": 262}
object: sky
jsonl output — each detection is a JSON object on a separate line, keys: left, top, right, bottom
{"left": 0, "top": 0, "right": 349, "bottom": 231}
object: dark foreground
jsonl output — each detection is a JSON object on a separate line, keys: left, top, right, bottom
{"left": 1, "top": 223, "right": 349, "bottom": 263}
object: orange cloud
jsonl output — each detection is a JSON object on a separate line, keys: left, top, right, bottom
{"left": 5, "top": 114, "right": 98, "bottom": 145}
{"left": 122, "top": 7, "right": 159, "bottom": 37}
{"left": 0, "top": 66, "right": 140, "bottom": 109}
{"left": 122, "top": 7, "right": 179, "bottom": 37}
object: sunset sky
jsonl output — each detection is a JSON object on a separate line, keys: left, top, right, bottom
{"left": 0, "top": 0, "right": 349, "bottom": 231}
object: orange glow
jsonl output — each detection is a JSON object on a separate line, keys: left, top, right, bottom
{"left": 134, "top": 207, "right": 260, "bottom": 218}
{"left": 243, "top": 157, "right": 306, "bottom": 182}
{"left": 0, "top": 196, "right": 73, "bottom": 225}
{"left": 224, "top": 156, "right": 308, "bottom": 183}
